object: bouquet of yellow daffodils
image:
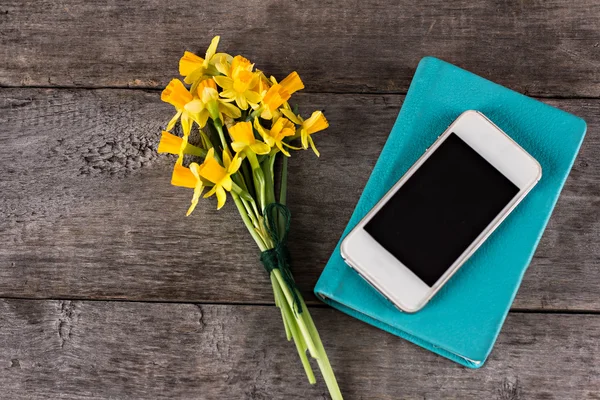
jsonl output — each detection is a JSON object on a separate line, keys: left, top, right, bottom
{"left": 157, "top": 36, "right": 342, "bottom": 399}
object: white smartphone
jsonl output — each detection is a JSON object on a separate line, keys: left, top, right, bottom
{"left": 341, "top": 110, "right": 541, "bottom": 313}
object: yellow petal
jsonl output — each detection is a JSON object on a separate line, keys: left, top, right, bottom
{"left": 166, "top": 110, "right": 182, "bottom": 131}
{"left": 280, "top": 108, "right": 302, "bottom": 125}
{"left": 282, "top": 141, "right": 303, "bottom": 151}
{"left": 235, "top": 93, "right": 248, "bottom": 110}
{"left": 280, "top": 71, "right": 304, "bottom": 95}
{"left": 215, "top": 186, "right": 227, "bottom": 209}
{"left": 184, "top": 98, "right": 203, "bottom": 113}
{"left": 231, "top": 141, "right": 247, "bottom": 153}
{"left": 301, "top": 130, "right": 309, "bottom": 149}
{"left": 222, "top": 149, "right": 232, "bottom": 168}
{"left": 245, "top": 90, "right": 262, "bottom": 104}
{"left": 186, "top": 185, "right": 202, "bottom": 216}
{"left": 212, "top": 53, "right": 232, "bottom": 65}
{"left": 220, "top": 89, "right": 237, "bottom": 100}
{"left": 204, "top": 186, "right": 217, "bottom": 198}
{"left": 251, "top": 72, "right": 271, "bottom": 97}
{"left": 179, "top": 51, "right": 205, "bottom": 77}
{"left": 185, "top": 163, "right": 205, "bottom": 216}
{"left": 222, "top": 177, "right": 233, "bottom": 192}
{"left": 308, "top": 135, "right": 320, "bottom": 157}
{"left": 260, "top": 107, "right": 274, "bottom": 120}
{"left": 183, "top": 69, "right": 205, "bottom": 85}
{"left": 204, "top": 36, "right": 220, "bottom": 65}
{"left": 228, "top": 153, "right": 242, "bottom": 174}
{"left": 197, "top": 109, "right": 210, "bottom": 128}
{"left": 205, "top": 147, "right": 215, "bottom": 160}
{"left": 181, "top": 112, "right": 192, "bottom": 137}
{"left": 219, "top": 101, "right": 242, "bottom": 119}
{"left": 199, "top": 156, "right": 227, "bottom": 184}
{"left": 249, "top": 142, "right": 271, "bottom": 155}
{"left": 215, "top": 54, "right": 231, "bottom": 76}
{"left": 158, "top": 131, "right": 182, "bottom": 154}
{"left": 253, "top": 118, "right": 269, "bottom": 140}
{"left": 189, "top": 162, "right": 203, "bottom": 179}
{"left": 171, "top": 164, "right": 197, "bottom": 188}
{"left": 201, "top": 86, "right": 220, "bottom": 104}
{"left": 213, "top": 75, "right": 233, "bottom": 90}
{"left": 277, "top": 142, "right": 291, "bottom": 157}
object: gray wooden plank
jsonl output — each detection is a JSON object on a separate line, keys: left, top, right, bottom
{"left": 1, "top": 1, "right": 599, "bottom": 97}
{"left": 0, "top": 299, "right": 599, "bottom": 399}
{"left": 0, "top": 89, "right": 598, "bottom": 310}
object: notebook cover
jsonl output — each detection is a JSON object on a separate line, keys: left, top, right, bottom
{"left": 314, "top": 57, "right": 587, "bottom": 368}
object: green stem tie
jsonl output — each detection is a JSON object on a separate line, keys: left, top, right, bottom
{"left": 260, "top": 203, "right": 303, "bottom": 314}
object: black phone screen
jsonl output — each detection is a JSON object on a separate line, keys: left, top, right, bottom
{"left": 364, "top": 133, "right": 519, "bottom": 287}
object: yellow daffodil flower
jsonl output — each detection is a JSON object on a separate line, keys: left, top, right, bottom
{"left": 161, "top": 79, "right": 203, "bottom": 136}
{"left": 160, "top": 130, "right": 207, "bottom": 212}
{"left": 179, "top": 36, "right": 232, "bottom": 85}
{"left": 280, "top": 110, "right": 328, "bottom": 157}
{"left": 279, "top": 71, "right": 304, "bottom": 96}
{"left": 260, "top": 72, "right": 303, "bottom": 120}
{"left": 185, "top": 79, "right": 241, "bottom": 126}
{"left": 253, "top": 117, "right": 297, "bottom": 156}
{"left": 158, "top": 130, "right": 206, "bottom": 161}
{"left": 170, "top": 162, "right": 206, "bottom": 216}
{"left": 260, "top": 84, "right": 290, "bottom": 120}
{"left": 200, "top": 148, "right": 242, "bottom": 209}
{"left": 213, "top": 56, "right": 262, "bottom": 110}
{"left": 229, "top": 121, "right": 271, "bottom": 155}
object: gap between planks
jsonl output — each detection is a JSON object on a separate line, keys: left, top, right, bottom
{"left": 0, "top": 295, "right": 599, "bottom": 316}
{"left": 3, "top": 84, "right": 600, "bottom": 100}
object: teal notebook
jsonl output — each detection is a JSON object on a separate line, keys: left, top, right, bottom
{"left": 314, "top": 57, "right": 587, "bottom": 368}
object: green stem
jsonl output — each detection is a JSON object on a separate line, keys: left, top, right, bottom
{"left": 276, "top": 155, "right": 288, "bottom": 235}
{"left": 232, "top": 170, "right": 249, "bottom": 192}
{"left": 231, "top": 193, "right": 267, "bottom": 251}
{"left": 300, "top": 297, "right": 343, "bottom": 399}
{"left": 231, "top": 178, "right": 261, "bottom": 226}
{"left": 213, "top": 119, "right": 229, "bottom": 152}
{"left": 199, "top": 130, "right": 213, "bottom": 150}
{"left": 279, "top": 155, "right": 288, "bottom": 206}
{"left": 272, "top": 269, "right": 318, "bottom": 357}
{"left": 246, "top": 151, "right": 266, "bottom": 211}
{"left": 272, "top": 269, "right": 343, "bottom": 399}
{"left": 271, "top": 273, "right": 316, "bottom": 384}
{"left": 240, "top": 160, "right": 256, "bottom": 200}
{"left": 247, "top": 197, "right": 261, "bottom": 221}
{"left": 262, "top": 154, "right": 276, "bottom": 207}
{"left": 247, "top": 106, "right": 264, "bottom": 121}
{"left": 271, "top": 274, "right": 291, "bottom": 340}
{"left": 231, "top": 182, "right": 252, "bottom": 202}
{"left": 241, "top": 198, "right": 259, "bottom": 228}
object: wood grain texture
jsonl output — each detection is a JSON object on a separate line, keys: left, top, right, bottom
{"left": 0, "top": 299, "right": 598, "bottom": 399}
{"left": 0, "top": 88, "right": 598, "bottom": 310}
{"left": 1, "top": 0, "right": 599, "bottom": 97}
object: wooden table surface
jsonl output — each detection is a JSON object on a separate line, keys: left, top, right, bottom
{"left": 1, "top": 1, "right": 599, "bottom": 399}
